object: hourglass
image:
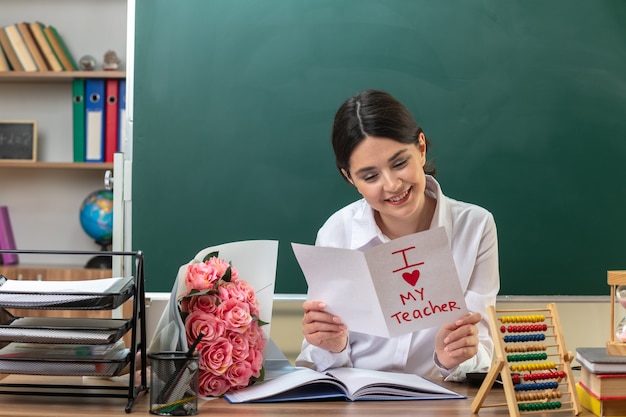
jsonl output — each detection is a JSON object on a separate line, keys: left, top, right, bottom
{"left": 607, "top": 271, "right": 626, "bottom": 356}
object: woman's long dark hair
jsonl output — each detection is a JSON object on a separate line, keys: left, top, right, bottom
{"left": 331, "top": 89, "right": 436, "bottom": 182}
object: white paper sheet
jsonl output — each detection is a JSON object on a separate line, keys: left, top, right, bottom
{"left": 192, "top": 240, "right": 278, "bottom": 337}
{"left": 292, "top": 227, "right": 468, "bottom": 338}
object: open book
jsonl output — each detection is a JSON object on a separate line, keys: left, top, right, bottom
{"left": 224, "top": 367, "right": 465, "bottom": 403}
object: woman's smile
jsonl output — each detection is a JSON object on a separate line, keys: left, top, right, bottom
{"left": 386, "top": 187, "right": 412, "bottom": 205}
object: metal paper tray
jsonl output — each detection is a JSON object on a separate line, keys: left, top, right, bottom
{"left": 0, "top": 276, "right": 134, "bottom": 310}
{"left": 0, "top": 349, "right": 131, "bottom": 377}
{"left": 0, "top": 313, "right": 132, "bottom": 345}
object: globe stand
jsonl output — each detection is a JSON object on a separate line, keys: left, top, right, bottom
{"left": 85, "top": 241, "right": 113, "bottom": 269}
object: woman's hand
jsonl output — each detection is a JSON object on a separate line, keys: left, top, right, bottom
{"left": 434, "top": 312, "right": 482, "bottom": 370}
{"left": 302, "top": 300, "right": 348, "bottom": 353}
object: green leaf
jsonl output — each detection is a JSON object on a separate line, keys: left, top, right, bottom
{"left": 178, "top": 287, "right": 218, "bottom": 300}
{"left": 254, "top": 317, "right": 269, "bottom": 327}
{"left": 250, "top": 366, "right": 265, "bottom": 384}
{"left": 202, "top": 251, "right": 219, "bottom": 262}
{"left": 222, "top": 266, "right": 232, "bottom": 282}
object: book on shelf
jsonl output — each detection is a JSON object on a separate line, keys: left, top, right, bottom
{"left": 43, "top": 25, "right": 77, "bottom": 71}
{"left": 224, "top": 366, "right": 465, "bottom": 403}
{"left": 29, "top": 21, "right": 62, "bottom": 72}
{"left": 0, "top": 206, "right": 18, "bottom": 265}
{"left": 576, "top": 381, "right": 626, "bottom": 417}
{"left": 3, "top": 24, "right": 37, "bottom": 72}
{"left": 0, "top": 42, "right": 9, "bottom": 71}
{"left": 576, "top": 347, "right": 626, "bottom": 374}
{"left": 0, "top": 29, "right": 22, "bottom": 71}
{"left": 581, "top": 366, "right": 626, "bottom": 399}
{"left": 16, "top": 22, "right": 48, "bottom": 71}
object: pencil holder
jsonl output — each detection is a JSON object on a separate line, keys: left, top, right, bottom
{"left": 148, "top": 352, "right": 199, "bottom": 416}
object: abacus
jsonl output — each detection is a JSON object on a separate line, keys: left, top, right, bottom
{"left": 471, "top": 303, "right": 581, "bottom": 416}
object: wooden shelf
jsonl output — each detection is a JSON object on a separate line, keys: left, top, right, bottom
{"left": 0, "top": 161, "right": 113, "bottom": 169}
{"left": 0, "top": 71, "right": 125, "bottom": 83}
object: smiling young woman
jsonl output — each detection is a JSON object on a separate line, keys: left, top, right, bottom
{"left": 297, "top": 89, "right": 500, "bottom": 382}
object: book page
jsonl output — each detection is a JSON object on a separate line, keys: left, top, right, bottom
{"left": 326, "top": 367, "right": 464, "bottom": 400}
{"left": 224, "top": 367, "right": 347, "bottom": 403}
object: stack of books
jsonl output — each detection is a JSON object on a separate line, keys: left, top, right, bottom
{"left": 0, "top": 21, "right": 77, "bottom": 72}
{"left": 576, "top": 347, "right": 626, "bottom": 417}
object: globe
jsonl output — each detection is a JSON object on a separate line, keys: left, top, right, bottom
{"left": 79, "top": 189, "right": 113, "bottom": 245}
{"left": 80, "top": 189, "right": 114, "bottom": 269}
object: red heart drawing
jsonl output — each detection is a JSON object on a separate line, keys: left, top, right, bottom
{"left": 402, "top": 270, "right": 420, "bottom": 286}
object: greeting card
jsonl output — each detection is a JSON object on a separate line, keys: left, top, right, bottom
{"left": 292, "top": 227, "right": 468, "bottom": 338}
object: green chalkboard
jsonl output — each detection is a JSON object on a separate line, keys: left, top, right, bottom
{"left": 133, "top": 0, "right": 626, "bottom": 296}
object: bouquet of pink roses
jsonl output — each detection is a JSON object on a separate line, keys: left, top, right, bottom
{"left": 178, "top": 252, "right": 267, "bottom": 397}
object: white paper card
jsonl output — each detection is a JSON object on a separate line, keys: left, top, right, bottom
{"left": 292, "top": 227, "right": 468, "bottom": 338}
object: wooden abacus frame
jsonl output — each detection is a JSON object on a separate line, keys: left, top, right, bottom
{"left": 607, "top": 270, "right": 626, "bottom": 356}
{"left": 471, "top": 303, "right": 581, "bottom": 417}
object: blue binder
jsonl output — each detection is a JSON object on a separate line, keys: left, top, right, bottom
{"left": 85, "top": 79, "right": 105, "bottom": 162}
{"left": 118, "top": 79, "right": 126, "bottom": 153}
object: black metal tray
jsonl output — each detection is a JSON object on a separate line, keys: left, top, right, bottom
{"left": 0, "top": 275, "right": 134, "bottom": 310}
{"left": 0, "top": 311, "right": 132, "bottom": 344}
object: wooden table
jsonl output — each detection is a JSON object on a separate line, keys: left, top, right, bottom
{"left": 0, "top": 374, "right": 592, "bottom": 417}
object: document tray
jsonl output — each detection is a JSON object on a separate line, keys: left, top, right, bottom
{"left": 0, "top": 275, "right": 134, "bottom": 310}
{"left": 0, "top": 313, "right": 132, "bottom": 345}
{"left": 0, "top": 349, "right": 130, "bottom": 377}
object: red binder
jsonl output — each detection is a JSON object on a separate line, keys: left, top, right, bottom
{"left": 104, "top": 79, "right": 120, "bottom": 163}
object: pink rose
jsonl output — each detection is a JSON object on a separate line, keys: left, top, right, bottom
{"left": 187, "top": 293, "right": 219, "bottom": 314}
{"left": 180, "top": 255, "right": 267, "bottom": 397}
{"left": 185, "top": 261, "right": 221, "bottom": 292}
{"left": 204, "top": 257, "right": 239, "bottom": 283}
{"left": 227, "top": 332, "right": 250, "bottom": 362}
{"left": 217, "top": 282, "right": 261, "bottom": 317}
{"left": 199, "top": 337, "right": 233, "bottom": 375}
{"left": 246, "top": 321, "right": 264, "bottom": 348}
{"left": 236, "top": 281, "right": 261, "bottom": 315}
{"left": 184, "top": 309, "right": 225, "bottom": 345}
{"left": 217, "top": 282, "right": 245, "bottom": 303}
{"left": 217, "top": 298, "right": 252, "bottom": 333}
{"left": 247, "top": 344, "right": 264, "bottom": 375}
{"left": 224, "top": 361, "right": 254, "bottom": 389}
{"left": 185, "top": 257, "right": 239, "bottom": 292}
{"left": 198, "top": 370, "right": 230, "bottom": 397}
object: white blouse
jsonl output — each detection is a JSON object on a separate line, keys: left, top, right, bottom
{"left": 295, "top": 176, "right": 500, "bottom": 381}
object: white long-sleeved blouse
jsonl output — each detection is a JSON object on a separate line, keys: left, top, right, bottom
{"left": 295, "top": 176, "right": 500, "bottom": 381}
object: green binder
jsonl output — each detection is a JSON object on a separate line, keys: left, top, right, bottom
{"left": 72, "top": 78, "right": 85, "bottom": 162}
